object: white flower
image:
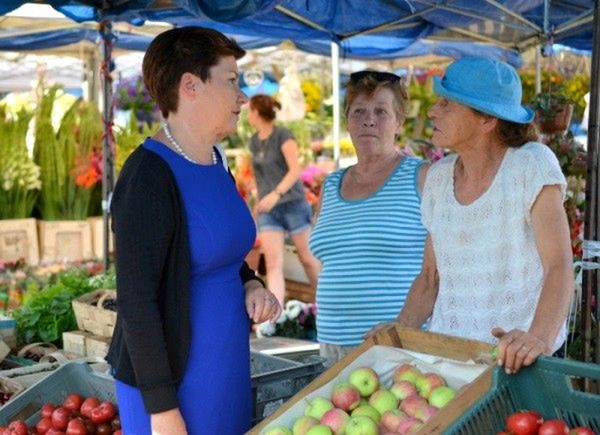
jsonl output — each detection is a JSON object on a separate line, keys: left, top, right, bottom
{"left": 256, "top": 321, "right": 276, "bottom": 337}
{"left": 284, "top": 299, "right": 307, "bottom": 320}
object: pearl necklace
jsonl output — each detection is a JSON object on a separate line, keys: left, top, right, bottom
{"left": 163, "top": 122, "right": 217, "bottom": 165}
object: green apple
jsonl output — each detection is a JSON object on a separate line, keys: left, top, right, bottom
{"left": 348, "top": 367, "right": 380, "bottom": 397}
{"left": 368, "top": 388, "right": 398, "bottom": 415}
{"left": 415, "top": 372, "right": 446, "bottom": 399}
{"left": 306, "top": 425, "right": 333, "bottom": 435}
{"left": 428, "top": 386, "right": 457, "bottom": 408}
{"left": 351, "top": 404, "right": 380, "bottom": 423}
{"left": 292, "top": 415, "right": 320, "bottom": 435}
{"left": 345, "top": 415, "right": 378, "bottom": 435}
{"left": 304, "top": 397, "right": 334, "bottom": 420}
{"left": 264, "top": 426, "right": 293, "bottom": 435}
{"left": 392, "top": 363, "right": 422, "bottom": 385}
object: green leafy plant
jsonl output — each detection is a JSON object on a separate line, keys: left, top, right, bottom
{"left": 529, "top": 85, "right": 575, "bottom": 122}
{"left": 12, "top": 268, "right": 115, "bottom": 346}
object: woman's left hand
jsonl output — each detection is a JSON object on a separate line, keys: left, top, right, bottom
{"left": 245, "top": 282, "right": 282, "bottom": 323}
{"left": 255, "top": 192, "right": 280, "bottom": 213}
{"left": 491, "top": 327, "right": 550, "bottom": 374}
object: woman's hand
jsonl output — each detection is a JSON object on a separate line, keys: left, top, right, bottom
{"left": 245, "top": 281, "right": 282, "bottom": 323}
{"left": 151, "top": 408, "right": 187, "bottom": 434}
{"left": 364, "top": 320, "right": 405, "bottom": 339}
{"left": 255, "top": 191, "right": 280, "bottom": 213}
{"left": 491, "top": 327, "right": 550, "bottom": 374}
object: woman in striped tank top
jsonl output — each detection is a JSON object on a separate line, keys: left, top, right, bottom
{"left": 309, "top": 71, "right": 429, "bottom": 366}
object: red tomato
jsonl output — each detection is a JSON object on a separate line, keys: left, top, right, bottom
{"left": 539, "top": 420, "right": 570, "bottom": 435}
{"left": 51, "top": 407, "right": 71, "bottom": 431}
{"left": 35, "top": 417, "right": 53, "bottom": 434}
{"left": 40, "top": 404, "right": 56, "bottom": 419}
{"left": 89, "top": 402, "right": 116, "bottom": 425}
{"left": 63, "top": 395, "right": 84, "bottom": 413}
{"left": 45, "top": 429, "right": 67, "bottom": 435}
{"left": 570, "top": 428, "right": 595, "bottom": 435}
{"left": 79, "top": 398, "right": 100, "bottom": 419}
{"left": 506, "top": 411, "right": 543, "bottom": 435}
{"left": 113, "top": 431, "right": 122, "bottom": 435}
{"left": 65, "top": 419, "right": 87, "bottom": 435}
{"left": 8, "top": 420, "right": 29, "bottom": 435}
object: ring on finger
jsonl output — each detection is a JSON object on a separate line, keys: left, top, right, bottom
{"left": 520, "top": 346, "right": 529, "bottom": 353}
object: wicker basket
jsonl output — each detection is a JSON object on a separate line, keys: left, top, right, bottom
{"left": 0, "top": 376, "right": 25, "bottom": 406}
{"left": 72, "top": 289, "right": 117, "bottom": 338}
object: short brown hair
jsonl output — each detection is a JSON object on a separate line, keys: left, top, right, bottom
{"left": 472, "top": 109, "right": 538, "bottom": 148}
{"left": 249, "top": 94, "right": 281, "bottom": 121}
{"left": 344, "top": 71, "right": 408, "bottom": 121}
{"left": 142, "top": 26, "right": 245, "bottom": 118}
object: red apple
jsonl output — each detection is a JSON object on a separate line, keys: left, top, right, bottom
{"left": 320, "top": 408, "right": 350, "bottom": 435}
{"left": 397, "top": 416, "right": 423, "bottom": 434}
{"left": 390, "top": 380, "right": 418, "bottom": 401}
{"left": 380, "top": 409, "right": 408, "bottom": 432}
{"left": 400, "top": 394, "right": 428, "bottom": 417}
{"left": 414, "top": 404, "right": 439, "bottom": 422}
{"left": 330, "top": 383, "right": 361, "bottom": 412}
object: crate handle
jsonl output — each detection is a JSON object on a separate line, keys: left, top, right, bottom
{"left": 96, "top": 291, "right": 115, "bottom": 309}
{"left": 536, "top": 356, "right": 600, "bottom": 380}
{"left": 17, "top": 342, "right": 58, "bottom": 358}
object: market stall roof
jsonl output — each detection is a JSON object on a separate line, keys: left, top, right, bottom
{"left": 0, "top": 1, "right": 594, "bottom": 57}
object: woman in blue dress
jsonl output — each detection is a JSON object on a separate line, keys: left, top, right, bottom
{"left": 107, "top": 27, "right": 282, "bottom": 434}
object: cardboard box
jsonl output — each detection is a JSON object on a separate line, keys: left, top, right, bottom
{"left": 0, "top": 218, "right": 39, "bottom": 265}
{"left": 85, "top": 335, "right": 110, "bottom": 359}
{"left": 62, "top": 330, "right": 93, "bottom": 357}
{"left": 38, "top": 220, "right": 93, "bottom": 262}
{"left": 88, "top": 216, "right": 113, "bottom": 260}
{"left": 249, "top": 326, "right": 494, "bottom": 434}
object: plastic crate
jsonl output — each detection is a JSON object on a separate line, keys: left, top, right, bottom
{"left": 251, "top": 351, "right": 325, "bottom": 425}
{"left": 447, "top": 356, "right": 600, "bottom": 434}
{"left": 0, "top": 361, "right": 115, "bottom": 425}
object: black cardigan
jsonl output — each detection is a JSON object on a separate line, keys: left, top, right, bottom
{"left": 106, "top": 145, "right": 263, "bottom": 414}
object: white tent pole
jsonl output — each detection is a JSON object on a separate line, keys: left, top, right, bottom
{"left": 331, "top": 41, "right": 340, "bottom": 168}
{"left": 535, "top": 47, "right": 541, "bottom": 94}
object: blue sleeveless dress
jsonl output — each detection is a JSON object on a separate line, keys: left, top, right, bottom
{"left": 115, "top": 138, "right": 256, "bottom": 434}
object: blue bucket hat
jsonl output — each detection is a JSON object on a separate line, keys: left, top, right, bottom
{"left": 433, "top": 57, "right": 534, "bottom": 124}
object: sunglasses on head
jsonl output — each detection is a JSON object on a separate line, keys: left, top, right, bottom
{"left": 349, "top": 70, "right": 401, "bottom": 83}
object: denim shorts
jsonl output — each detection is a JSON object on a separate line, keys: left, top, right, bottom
{"left": 257, "top": 198, "right": 312, "bottom": 235}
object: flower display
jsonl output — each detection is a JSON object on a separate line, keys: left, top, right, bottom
{"left": 257, "top": 299, "right": 317, "bottom": 340}
{"left": 0, "top": 106, "right": 41, "bottom": 219}
{"left": 114, "top": 75, "right": 157, "bottom": 125}
{"left": 34, "top": 87, "right": 104, "bottom": 220}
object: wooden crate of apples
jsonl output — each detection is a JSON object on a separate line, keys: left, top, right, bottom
{"left": 251, "top": 327, "right": 494, "bottom": 435}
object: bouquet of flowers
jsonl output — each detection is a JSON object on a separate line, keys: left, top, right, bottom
{"left": 0, "top": 106, "right": 41, "bottom": 219}
{"left": 114, "top": 75, "right": 157, "bottom": 126}
{"left": 257, "top": 299, "right": 317, "bottom": 340}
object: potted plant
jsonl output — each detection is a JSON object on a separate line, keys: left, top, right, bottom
{"left": 530, "top": 85, "right": 575, "bottom": 134}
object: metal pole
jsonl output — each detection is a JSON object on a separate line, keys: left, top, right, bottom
{"left": 582, "top": 0, "right": 600, "bottom": 364}
{"left": 331, "top": 41, "right": 340, "bottom": 168}
{"left": 99, "top": 21, "right": 115, "bottom": 271}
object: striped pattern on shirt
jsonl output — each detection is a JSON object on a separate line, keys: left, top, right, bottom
{"left": 309, "top": 157, "right": 427, "bottom": 345}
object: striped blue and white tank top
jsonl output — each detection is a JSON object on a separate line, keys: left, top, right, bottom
{"left": 309, "top": 157, "right": 427, "bottom": 345}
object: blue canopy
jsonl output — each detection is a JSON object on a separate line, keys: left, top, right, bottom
{"left": 0, "top": 1, "right": 594, "bottom": 54}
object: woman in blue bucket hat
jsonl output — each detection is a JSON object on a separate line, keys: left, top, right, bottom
{"left": 370, "top": 57, "right": 573, "bottom": 374}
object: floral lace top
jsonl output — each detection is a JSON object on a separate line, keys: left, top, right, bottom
{"left": 422, "top": 142, "right": 567, "bottom": 352}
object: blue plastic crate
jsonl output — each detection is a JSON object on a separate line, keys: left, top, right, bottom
{"left": 0, "top": 361, "right": 115, "bottom": 425}
{"left": 251, "top": 352, "right": 325, "bottom": 425}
